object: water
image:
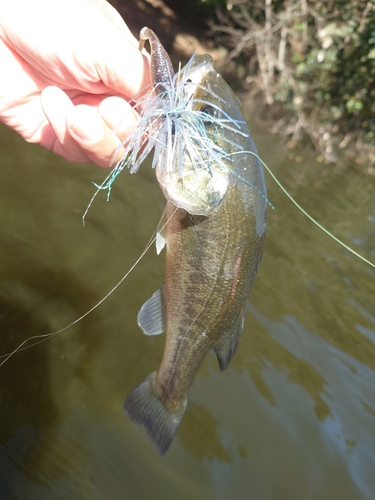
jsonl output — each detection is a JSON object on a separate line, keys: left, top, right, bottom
{"left": 0, "top": 110, "right": 374, "bottom": 499}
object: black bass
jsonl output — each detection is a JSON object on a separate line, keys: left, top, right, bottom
{"left": 122, "top": 28, "right": 267, "bottom": 455}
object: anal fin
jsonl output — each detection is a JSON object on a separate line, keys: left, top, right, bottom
{"left": 137, "top": 285, "right": 166, "bottom": 336}
{"left": 214, "top": 309, "right": 246, "bottom": 371}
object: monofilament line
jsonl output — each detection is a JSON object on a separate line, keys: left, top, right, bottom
{"left": 237, "top": 151, "right": 375, "bottom": 269}
{"left": 0, "top": 207, "right": 177, "bottom": 367}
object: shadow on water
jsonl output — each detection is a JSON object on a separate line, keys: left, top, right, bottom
{"left": 0, "top": 257, "right": 104, "bottom": 496}
{"left": 0, "top": 93, "right": 374, "bottom": 500}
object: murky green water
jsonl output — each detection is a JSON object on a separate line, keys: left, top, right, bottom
{"left": 0, "top": 107, "right": 374, "bottom": 499}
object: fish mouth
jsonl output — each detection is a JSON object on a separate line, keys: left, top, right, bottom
{"left": 156, "top": 158, "right": 232, "bottom": 216}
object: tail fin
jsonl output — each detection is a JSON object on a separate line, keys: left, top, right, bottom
{"left": 124, "top": 371, "right": 187, "bottom": 455}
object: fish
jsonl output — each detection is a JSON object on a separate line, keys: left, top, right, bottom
{"left": 122, "top": 28, "right": 268, "bottom": 455}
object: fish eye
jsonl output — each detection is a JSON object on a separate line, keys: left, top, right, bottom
{"left": 200, "top": 105, "right": 217, "bottom": 120}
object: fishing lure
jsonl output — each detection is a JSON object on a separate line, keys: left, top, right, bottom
{"left": 85, "top": 27, "right": 270, "bottom": 221}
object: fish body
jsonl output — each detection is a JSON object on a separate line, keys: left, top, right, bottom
{"left": 124, "top": 29, "right": 267, "bottom": 455}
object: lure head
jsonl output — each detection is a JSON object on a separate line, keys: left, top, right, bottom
{"left": 139, "top": 29, "right": 230, "bottom": 215}
{"left": 88, "top": 29, "right": 266, "bottom": 224}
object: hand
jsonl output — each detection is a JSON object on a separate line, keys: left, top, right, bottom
{"left": 0, "top": 0, "right": 150, "bottom": 167}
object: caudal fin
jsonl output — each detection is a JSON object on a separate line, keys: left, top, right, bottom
{"left": 124, "top": 372, "right": 187, "bottom": 455}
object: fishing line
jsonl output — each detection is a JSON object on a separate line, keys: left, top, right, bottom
{"left": 0, "top": 207, "right": 177, "bottom": 367}
{"left": 232, "top": 150, "right": 375, "bottom": 269}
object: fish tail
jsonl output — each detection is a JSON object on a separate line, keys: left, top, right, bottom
{"left": 124, "top": 371, "right": 187, "bottom": 455}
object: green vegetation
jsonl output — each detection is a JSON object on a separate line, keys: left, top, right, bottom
{"left": 187, "top": 0, "right": 375, "bottom": 166}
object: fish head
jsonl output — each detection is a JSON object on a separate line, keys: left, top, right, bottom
{"left": 155, "top": 55, "right": 249, "bottom": 216}
{"left": 93, "top": 30, "right": 266, "bottom": 222}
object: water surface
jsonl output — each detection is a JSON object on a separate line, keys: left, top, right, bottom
{"left": 0, "top": 111, "right": 374, "bottom": 500}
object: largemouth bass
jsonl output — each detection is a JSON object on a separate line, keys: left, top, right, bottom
{"left": 123, "top": 28, "right": 267, "bottom": 455}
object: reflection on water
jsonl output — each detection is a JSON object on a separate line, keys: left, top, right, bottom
{"left": 0, "top": 112, "right": 374, "bottom": 500}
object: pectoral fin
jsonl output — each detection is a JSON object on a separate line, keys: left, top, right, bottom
{"left": 137, "top": 286, "right": 166, "bottom": 336}
{"left": 156, "top": 232, "right": 166, "bottom": 255}
{"left": 155, "top": 211, "right": 168, "bottom": 254}
{"left": 214, "top": 309, "right": 246, "bottom": 370}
